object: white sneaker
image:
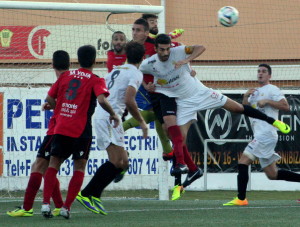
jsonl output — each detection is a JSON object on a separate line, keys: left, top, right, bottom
{"left": 60, "top": 207, "right": 70, "bottom": 219}
{"left": 41, "top": 203, "right": 53, "bottom": 218}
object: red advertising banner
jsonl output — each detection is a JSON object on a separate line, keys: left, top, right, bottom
{"left": 0, "top": 26, "right": 51, "bottom": 59}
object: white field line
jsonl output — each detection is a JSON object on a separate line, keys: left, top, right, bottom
{"left": 1, "top": 203, "right": 299, "bottom": 216}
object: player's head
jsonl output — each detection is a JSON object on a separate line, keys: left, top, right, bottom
{"left": 132, "top": 18, "right": 149, "bottom": 44}
{"left": 125, "top": 41, "right": 145, "bottom": 65}
{"left": 52, "top": 50, "right": 70, "bottom": 71}
{"left": 77, "top": 45, "right": 96, "bottom": 68}
{"left": 111, "top": 31, "right": 126, "bottom": 53}
{"left": 142, "top": 14, "right": 158, "bottom": 35}
{"left": 257, "top": 64, "right": 272, "bottom": 85}
{"left": 155, "top": 34, "right": 172, "bottom": 62}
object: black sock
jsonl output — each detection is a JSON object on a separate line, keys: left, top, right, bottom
{"left": 237, "top": 164, "right": 249, "bottom": 200}
{"left": 116, "top": 168, "right": 123, "bottom": 174}
{"left": 242, "top": 105, "right": 275, "bottom": 125}
{"left": 174, "top": 174, "right": 182, "bottom": 186}
{"left": 82, "top": 161, "right": 118, "bottom": 198}
{"left": 171, "top": 155, "right": 182, "bottom": 185}
{"left": 277, "top": 169, "right": 300, "bottom": 182}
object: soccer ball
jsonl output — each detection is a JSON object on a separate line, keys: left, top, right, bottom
{"left": 218, "top": 6, "right": 239, "bottom": 27}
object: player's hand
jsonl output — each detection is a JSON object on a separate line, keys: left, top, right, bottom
{"left": 175, "top": 59, "right": 188, "bottom": 68}
{"left": 110, "top": 114, "right": 120, "bottom": 128}
{"left": 244, "top": 88, "right": 256, "bottom": 98}
{"left": 42, "top": 102, "right": 52, "bottom": 111}
{"left": 257, "top": 99, "right": 268, "bottom": 108}
{"left": 140, "top": 121, "right": 148, "bottom": 139}
{"left": 144, "top": 82, "right": 156, "bottom": 92}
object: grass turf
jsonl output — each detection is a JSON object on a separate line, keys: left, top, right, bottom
{"left": 1, "top": 190, "right": 300, "bottom": 227}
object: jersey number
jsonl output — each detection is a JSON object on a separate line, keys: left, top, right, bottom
{"left": 107, "top": 70, "right": 120, "bottom": 89}
{"left": 65, "top": 79, "right": 81, "bottom": 100}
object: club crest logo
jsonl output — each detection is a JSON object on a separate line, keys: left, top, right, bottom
{"left": 0, "top": 29, "right": 13, "bottom": 47}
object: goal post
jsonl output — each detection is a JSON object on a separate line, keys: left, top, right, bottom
{"left": 0, "top": 1, "right": 165, "bottom": 35}
{"left": 0, "top": 1, "right": 164, "bottom": 13}
{"left": 0, "top": 1, "right": 169, "bottom": 200}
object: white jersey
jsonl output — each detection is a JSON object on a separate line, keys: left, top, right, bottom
{"left": 139, "top": 46, "right": 208, "bottom": 99}
{"left": 248, "top": 84, "right": 285, "bottom": 141}
{"left": 94, "top": 64, "right": 143, "bottom": 119}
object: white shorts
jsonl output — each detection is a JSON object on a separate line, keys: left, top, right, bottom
{"left": 176, "top": 88, "right": 227, "bottom": 125}
{"left": 94, "top": 118, "right": 124, "bottom": 150}
{"left": 244, "top": 138, "right": 280, "bottom": 169}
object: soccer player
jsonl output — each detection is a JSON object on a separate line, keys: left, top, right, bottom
{"left": 7, "top": 50, "right": 69, "bottom": 217}
{"left": 105, "top": 22, "right": 172, "bottom": 183}
{"left": 76, "top": 41, "right": 147, "bottom": 215}
{"left": 106, "top": 31, "right": 127, "bottom": 73}
{"left": 139, "top": 34, "right": 291, "bottom": 197}
{"left": 41, "top": 45, "right": 118, "bottom": 219}
{"left": 123, "top": 18, "right": 173, "bottom": 160}
{"left": 139, "top": 34, "right": 205, "bottom": 199}
{"left": 223, "top": 64, "right": 300, "bottom": 206}
{"left": 128, "top": 19, "right": 197, "bottom": 198}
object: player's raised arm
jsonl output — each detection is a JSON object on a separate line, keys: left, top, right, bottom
{"left": 175, "top": 45, "right": 206, "bottom": 68}
{"left": 242, "top": 88, "right": 256, "bottom": 105}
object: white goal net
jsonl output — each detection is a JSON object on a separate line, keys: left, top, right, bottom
{"left": 0, "top": 0, "right": 169, "bottom": 201}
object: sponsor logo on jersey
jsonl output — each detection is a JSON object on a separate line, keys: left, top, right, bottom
{"left": 157, "top": 79, "right": 168, "bottom": 85}
{"left": 148, "top": 59, "right": 156, "bottom": 64}
{"left": 70, "top": 70, "right": 91, "bottom": 78}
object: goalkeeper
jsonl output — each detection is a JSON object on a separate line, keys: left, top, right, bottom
{"left": 123, "top": 14, "right": 185, "bottom": 161}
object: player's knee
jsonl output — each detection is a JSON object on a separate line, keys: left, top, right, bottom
{"left": 32, "top": 158, "right": 48, "bottom": 174}
{"left": 31, "top": 162, "right": 37, "bottom": 172}
{"left": 110, "top": 159, "right": 123, "bottom": 169}
{"left": 266, "top": 172, "right": 277, "bottom": 180}
{"left": 231, "top": 104, "right": 244, "bottom": 113}
{"left": 122, "top": 159, "right": 129, "bottom": 170}
{"left": 73, "top": 159, "right": 87, "bottom": 172}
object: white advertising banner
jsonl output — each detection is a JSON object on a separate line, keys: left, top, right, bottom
{"left": 1, "top": 87, "right": 164, "bottom": 190}
{"left": 1, "top": 87, "right": 299, "bottom": 192}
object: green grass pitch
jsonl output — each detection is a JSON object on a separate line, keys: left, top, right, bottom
{"left": 1, "top": 190, "right": 300, "bottom": 227}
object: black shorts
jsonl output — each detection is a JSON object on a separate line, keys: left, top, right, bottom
{"left": 50, "top": 134, "right": 91, "bottom": 160}
{"left": 36, "top": 135, "right": 54, "bottom": 160}
{"left": 150, "top": 93, "right": 177, "bottom": 124}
